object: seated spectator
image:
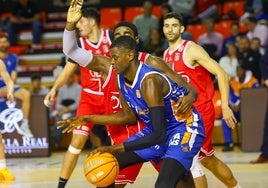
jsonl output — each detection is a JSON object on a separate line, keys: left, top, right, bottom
{"left": 198, "top": 17, "right": 223, "bottom": 61}
{"left": 52, "top": 73, "right": 81, "bottom": 149}
{"left": 133, "top": 0, "right": 159, "bottom": 41}
{"left": 244, "top": 16, "right": 268, "bottom": 47}
{"left": 222, "top": 64, "right": 260, "bottom": 151}
{"left": 142, "top": 28, "right": 168, "bottom": 57}
{"left": 6, "top": 0, "right": 43, "bottom": 47}
{"left": 221, "top": 21, "right": 242, "bottom": 56}
{"left": 168, "top": 0, "right": 196, "bottom": 24}
{"left": 237, "top": 35, "right": 262, "bottom": 82}
{"left": 250, "top": 37, "right": 265, "bottom": 55}
{"left": 219, "top": 42, "right": 239, "bottom": 79}
{"left": 240, "top": 0, "right": 268, "bottom": 24}
{"left": 0, "top": 34, "right": 33, "bottom": 138}
{"left": 30, "top": 74, "right": 49, "bottom": 96}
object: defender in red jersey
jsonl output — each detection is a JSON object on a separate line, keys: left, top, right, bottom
{"left": 163, "top": 12, "right": 240, "bottom": 188}
{"left": 44, "top": 7, "right": 112, "bottom": 188}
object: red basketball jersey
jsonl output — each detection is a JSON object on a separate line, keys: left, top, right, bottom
{"left": 103, "top": 66, "right": 145, "bottom": 143}
{"left": 79, "top": 29, "right": 111, "bottom": 92}
{"left": 163, "top": 40, "right": 214, "bottom": 107}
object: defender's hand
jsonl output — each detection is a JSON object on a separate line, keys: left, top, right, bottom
{"left": 67, "top": 0, "right": 83, "bottom": 24}
{"left": 57, "top": 116, "right": 88, "bottom": 133}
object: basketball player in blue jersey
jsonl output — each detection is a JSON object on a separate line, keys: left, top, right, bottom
{"left": 59, "top": 36, "right": 205, "bottom": 187}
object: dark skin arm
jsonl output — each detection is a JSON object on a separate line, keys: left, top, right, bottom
{"left": 88, "top": 74, "right": 168, "bottom": 155}
{"left": 146, "top": 55, "right": 197, "bottom": 114}
{"left": 57, "top": 91, "right": 137, "bottom": 133}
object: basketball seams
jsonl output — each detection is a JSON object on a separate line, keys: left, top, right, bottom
{"left": 83, "top": 152, "right": 119, "bottom": 187}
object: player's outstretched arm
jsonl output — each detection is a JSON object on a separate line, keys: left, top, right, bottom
{"left": 57, "top": 93, "right": 137, "bottom": 133}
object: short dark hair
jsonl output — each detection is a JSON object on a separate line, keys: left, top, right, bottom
{"left": 31, "top": 74, "right": 42, "bottom": 82}
{"left": 164, "top": 12, "right": 183, "bottom": 26}
{"left": 110, "top": 36, "right": 138, "bottom": 55}
{"left": 81, "top": 7, "right": 100, "bottom": 25}
{"left": 113, "top": 21, "right": 138, "bottom": 37}
{"left": 161, "top": 2, "right": 172, "bottom": 13}
{"left": 247, "top": 16, "right": 257, "bottom": 23}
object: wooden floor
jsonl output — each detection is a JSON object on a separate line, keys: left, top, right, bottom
{"left": 2, "top": 146, "right": 268, "bottom": 188}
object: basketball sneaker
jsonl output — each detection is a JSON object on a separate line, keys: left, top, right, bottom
{"left": 0, "top": 167, "right": 15, "bottom": 182}
{"left": 17, "top": 121, "right": 34, "bottom": 138}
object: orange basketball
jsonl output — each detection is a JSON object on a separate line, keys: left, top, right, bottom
{"left": 83, "top": 152, "right": 119, "bottom": 187}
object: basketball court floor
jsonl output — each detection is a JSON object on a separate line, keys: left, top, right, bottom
{"left": 2, "top": 146, "right": 268, "bottom": 188}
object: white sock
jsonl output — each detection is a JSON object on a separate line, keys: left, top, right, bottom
{"left": 23, "top": 119, "right": 29, "bottom": 124}
{"left": 0, "top": 159, "right": 6, "bottom": 169}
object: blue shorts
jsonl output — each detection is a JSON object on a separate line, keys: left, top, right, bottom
{"left": 164, "top": 127, "right": 205, "bottom": 170}
{"left": 126, "top": 126, "right": 204, "bottom": 171}
{"left": 125, "top": 127, "right": 165, "bottom": 163}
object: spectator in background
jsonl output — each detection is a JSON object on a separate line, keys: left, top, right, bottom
{"left": 142, "top": 28, "right": 168, "bottom": 57}
{"left": 219, "top": 42, "right": 239, "bottom": 79}
{"left": 52, "top": 73, "right": 81, "bottom": 149}
{"left": 241, "top": 0, "right": 268, "bottom": 24}
{"left": 6, "top": 0, "right": 43, "bottom": 47}
{"left": 250, "top": 37, "right": 265, "bottom": 55}
{"left": 133, "top": 0, "right": 159, "bottom": 41}
{"left": 244, "top": 16, "right": 268, "bottom": 47}
{"left": 222, "top": 64, "right": 260, "bottom": 151}
{"left": 30, "top": 73, "right": 49, "bottom": 96}
{"left": 0, "top": 34, "right": 33, "bottom": 138}
{"left": 221, "top": 21, "right": 242, "bottom": 56}
{"left": 251, "top": 45, "right": 268, "bottom": 163}
{"left": 198, "top": 17, "right": 223, "bottom": 61}
{"left": 168, "top": 0, "right": 196, "bottom": 25}
{"left": 237, "top": 35, "right": 262, "bottom": 82}
{"left": 159, "top": 2, "right": 172, "bottom": 38}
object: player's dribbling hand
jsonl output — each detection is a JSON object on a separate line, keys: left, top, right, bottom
{"left": 89, "top": 144, "right": 124, "bottom": 156}
{"left": 57, "top": 117, "right": 87, "bottom": 133}
{"left": 67, "top": 0, "right": 83, "bottom": 24}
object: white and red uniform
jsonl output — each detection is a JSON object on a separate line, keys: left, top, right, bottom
{"left": 74, "top": 29, "right": 112, "bottom": 136}
{"left": 163, "top": 40, "right": 215, "bottom": 159}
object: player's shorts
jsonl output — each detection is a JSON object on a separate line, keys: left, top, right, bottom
{"left": 73, "top": 90, "right": 105, "bottom": 136}
{"left": 195, "top": 101, "right": 216, "bottom": 160}
{"left": 111, "top": 123, "right": 160, "bottom": 184}
{"left": 126, "top": 127, "right": 166, "bottom": 163}
{"left": 164, "top": 128, "right": 205, "bottom": 170}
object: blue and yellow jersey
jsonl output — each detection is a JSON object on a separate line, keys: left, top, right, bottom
{"left": 118, "top": 63, "right": 205, "bottom": 138}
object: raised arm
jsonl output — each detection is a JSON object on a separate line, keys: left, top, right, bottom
{"left": 62, "top": 0, "right": 110, "bottom": 74}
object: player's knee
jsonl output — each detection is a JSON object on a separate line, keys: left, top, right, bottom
{"left": 69, "top": 134, "right": 88, "bottom": 149}
{"left": 190, "top": 156, "right": 205, "bottom": 178}
{"left": 200, "top": 154, "right": 216, "bottom": 168}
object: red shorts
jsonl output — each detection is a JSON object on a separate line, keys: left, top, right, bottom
{"left": 73, "top": 91, "right": 105, "bottom": 136}
{"left": 196, "top": 101, "right": 216, "bottom": 160}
